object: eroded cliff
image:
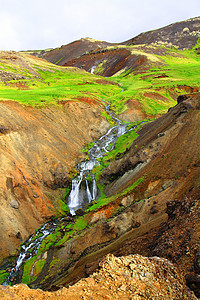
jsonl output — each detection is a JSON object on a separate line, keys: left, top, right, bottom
{"left": 0, "top": 99, "right": 109, "bottom": 259}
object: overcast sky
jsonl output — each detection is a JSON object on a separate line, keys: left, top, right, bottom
{"left": 0, "top": 0, "right": 199, "bottom": 51}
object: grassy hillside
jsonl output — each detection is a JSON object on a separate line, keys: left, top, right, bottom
{"left": 0, "top": 52, "right": 121, "bottom": 107}
{"left": 100, "top": 44, "right": 200, "bottom": 116}
{"left": 0, "top": 44, "right": 200, "bottom": 118}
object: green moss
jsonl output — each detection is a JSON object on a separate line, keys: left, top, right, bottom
{"left": 48, "top": 258, "right": 61, "bottom": 273}
{"left": 32, "top": 259, "right": 46, "bottom": 281}
{"left": 0, "top": 270, "right": 9, "bottom": 284}
{"left": 55, "top": 231, "right": 74, "bottom": 246}
{"left": 22, "top": 257, "right": 37, "bottom": 284}
{"left": 74, "top": 216, "right": 88, "bottom": 231}
{"left": 57, "top": 199, "right": 69, "bottom": 215}
{"left": 81, "top": 141, "right": 95, "bottom": 152}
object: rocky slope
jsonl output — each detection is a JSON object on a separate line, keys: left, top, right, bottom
{"left": 0, "top": 254, "right": 197, "bottom": 299}
{"left": 123, "top": 16, "right": 200, "bottom": 49}
{"left": 30, "top": 38, "right": 114, "bottom": 66}
{"left": 2, "top": 93, "right": 197, "bottom": 297}
{"left": 32, "top": 17, "right": 200, "bottom": 74}
{"left": 0, "top": 99, "right": 109, "bottom": 260}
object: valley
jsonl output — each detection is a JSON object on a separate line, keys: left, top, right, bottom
{"left": 0, "top": 16, "right": 200, "bottom": 299}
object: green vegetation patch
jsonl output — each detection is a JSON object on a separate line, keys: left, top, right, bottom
{"left": 0, "top": 54, "right": 121, "bottom": 107}
{"left": 0, "top": 270, "right": 9, "bottom": 284}
{"left": 74, "top": 216, "right": 88, "bottom": 231}
{"left": 22, "top": 256, "right": 36, "bottom": 284}
{"left": 86, "top": 175, "right": 146, "bottom": 212}
{"left": 32, "top": 259, "right": 46, "bottom": 281}
{"left": 107, "top": 45, "right": 200, "bottom": 116}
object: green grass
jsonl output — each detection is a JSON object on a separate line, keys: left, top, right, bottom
{"left": 1, "top": 45, "right": 199, "bottom": 116}
{"left": 0, "top": 70, "right": 120, "bottom": 107}
{"left": 0, "top": 54, "right": 121, "bottom": 107}
{"left": 107, "top": 45, "right": 200, "bottom": 116}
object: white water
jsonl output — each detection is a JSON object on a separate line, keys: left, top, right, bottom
{"left": 92, "top": 178, "right": 97, "bottom": 200}
{"left": 91, "top": 66, "right": 96, "bottom": 74}
{"left": 86, "top": 180, "right": 92, "bottom": 203}
{"left": 2, "top": 222, "right": 57, "bottom": 286}
{"left": 68, "top": 106, "right": 131, "bottom": 215}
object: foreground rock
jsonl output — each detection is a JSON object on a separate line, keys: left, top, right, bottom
{"left": 0, "top": 254, "right": 197, "bottom": 299}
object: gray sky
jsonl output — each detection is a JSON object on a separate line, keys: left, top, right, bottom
{"left": 0, "top": 0, "right": 199, "bottom": 51}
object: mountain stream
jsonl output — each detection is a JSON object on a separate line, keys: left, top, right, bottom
{"left": 2, "top": 106, "right": 136, "bottom": 285}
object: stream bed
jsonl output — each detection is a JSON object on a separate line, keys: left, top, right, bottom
{"left": 2, "top": 106, "right": 137, "bottom": 285}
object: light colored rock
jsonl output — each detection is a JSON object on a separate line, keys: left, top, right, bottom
{"left": 10, "top": 199, "right": 19, "bottom": 209}
{"left": 0, "top": 254, "right": 197, "bottom": 299}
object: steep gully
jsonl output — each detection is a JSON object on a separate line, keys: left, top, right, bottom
{"left": 2, "top": 106, "right": 138, "bottom": 285}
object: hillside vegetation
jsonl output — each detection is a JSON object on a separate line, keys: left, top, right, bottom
{"left": 0, "top": 18, "right": 200, "bottom": 299}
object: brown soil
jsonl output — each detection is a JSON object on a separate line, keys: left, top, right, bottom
{"left": 119, "top": 99, "right": 146, "bottom": 122}
{"left": 144, "top": 92, "right": 170, "bottom": 102}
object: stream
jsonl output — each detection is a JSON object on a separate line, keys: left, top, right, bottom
{"left": 2, "top": 106, "right": 135, "bottom": 285}
{"left": 68, "top": 105, "right": 127, "bottom": 215}
{"left": 2, "top": 221, "right": 57, "bottom": 286}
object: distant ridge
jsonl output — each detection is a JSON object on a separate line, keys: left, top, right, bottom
{"left": 29, "top": 17, "right": 200, "bottom": 67}
{"left": 33, "top": 38, "right": 115, "bottom": 66}
{"left": 122, "top": 16, "right": 200, "bottom": 49}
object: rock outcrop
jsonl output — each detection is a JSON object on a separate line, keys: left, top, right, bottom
{"left": 123, "top": 16, "right": 200, "bottom": 49}
{"left": 0, "top": 254, "right": 197, "bottom": 299}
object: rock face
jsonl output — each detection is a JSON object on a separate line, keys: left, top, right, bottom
{"left": 0, "top": 254, "right": 197, "bottom": 299}
{"left": 0, "top": 99, "right": 109, "bottom": 259}
{"left": 123, "top": 17, "right": 200, "bottom": 49}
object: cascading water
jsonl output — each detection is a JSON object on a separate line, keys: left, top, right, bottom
{"left": 2, "top": 105, "right": 138, "bottom": 285}
{"left": 68, "top": 106, "right": 129, "bottom": 215}
{"left": 2, "top": 221, "right": 57, "bottom": 286}
{"left": 91, "top": 66, "right": 96, "bottom": 74}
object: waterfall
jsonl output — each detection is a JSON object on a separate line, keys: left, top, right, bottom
{"left": 92, "top": 177, "right": 97, "bottom": 200}
{"left": 86, "top": 180, "right": 92, "bottom": 203}
{"left": 68, "top": 175, "right": 83, "bottom": 215}
{"left": 3, "top": 105, "right": 139, "bottom": 285}
{"left": 91, "top": 66, "right": 96, "bottom": 74}
{"left": 67, "top": 106, "right": 131, "bottom": 215}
